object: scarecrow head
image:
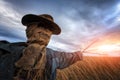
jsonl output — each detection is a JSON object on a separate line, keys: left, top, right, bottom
{"left": 22, "top": 14, "right": 61, "bottom": 46}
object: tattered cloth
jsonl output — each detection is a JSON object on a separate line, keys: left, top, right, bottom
{"left": 0, "top": 40, "right": 83, "bottom": 80}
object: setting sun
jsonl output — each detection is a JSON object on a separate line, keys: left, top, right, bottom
{"left": 85, "top": 43, "right": 120, "bottom": 56}
{"left": 97, "top": 44, "right": 120, "bottom": 52}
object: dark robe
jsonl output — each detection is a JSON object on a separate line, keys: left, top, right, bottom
{"left": 0, "top": 40, "right": 83, "bottom": 80}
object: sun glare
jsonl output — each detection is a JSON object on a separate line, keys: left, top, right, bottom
{"left": 97, "top": 45, "right": 120, "bottom": 52}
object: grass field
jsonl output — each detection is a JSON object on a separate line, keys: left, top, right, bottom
{"left": 56, "top": 56, "right": 120, "bottom": 80}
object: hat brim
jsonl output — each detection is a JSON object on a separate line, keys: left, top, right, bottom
{"left": 21, "top": 14, "right": 61, "bottom": 35}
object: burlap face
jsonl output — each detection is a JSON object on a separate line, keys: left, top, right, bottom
{"left": 26, "top": 23, "right": 52, "bottom": 46}
{"left": 15, "top": 23, "right": 52, "bottom": 80}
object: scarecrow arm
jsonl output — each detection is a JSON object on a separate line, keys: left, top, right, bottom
{"left": 47, "top": 49, "right": 83, "bottom": 69}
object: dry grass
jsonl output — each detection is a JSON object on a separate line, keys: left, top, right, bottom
{"left": 56, "top": 56, "right": 120, "bottom": 80}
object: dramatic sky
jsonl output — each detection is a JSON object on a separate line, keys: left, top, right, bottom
{"left": 0, "top": 0, "right": 120, "bottom": 56}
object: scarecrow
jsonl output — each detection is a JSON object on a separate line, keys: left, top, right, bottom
{"left": 0, "top": 14, "right": 83, "bottom": 80}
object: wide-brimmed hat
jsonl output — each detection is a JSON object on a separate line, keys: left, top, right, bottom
{"left": 21, "top": 14, "right": 61, "bottom": 35}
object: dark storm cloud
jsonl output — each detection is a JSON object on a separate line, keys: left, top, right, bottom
{"left": 0, "top": 24, "right": 26, "bottom": 40}
{"left": 6, "top": 0, "right": 118, "bottom": 11}
{"left": 4, "top": 0, "right": 63, "bottom": 14}
{"left": 5, "top": 0, "right": 119, "bottom": 22}
{"left": 0, "top": 25, "right": 24, "bottom": 40}
{"left": 64, "top": 0, "right": 118, "bottom": 21}
{"left": 82, "top": 0, "right": 118, "bottom": 7}
{"left": 5, "top": 0, "right": 33, "bottom": 7}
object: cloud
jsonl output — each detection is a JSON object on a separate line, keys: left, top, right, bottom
{"left": 0, "top": 0, "right": 26, "bottom": 42}
{"left": 0, "top": 0, "right": 24, "bottom": 28}
{"left": 1, "top": 0, "right": 120, "bottom": 51}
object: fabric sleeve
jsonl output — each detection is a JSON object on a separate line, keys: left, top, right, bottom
{"left": 47, "top": 48, "right": 83, "bottom": 69}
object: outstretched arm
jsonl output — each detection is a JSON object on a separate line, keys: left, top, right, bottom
{"left": 47, "top": 48, "right": 83, "bottom": 69}
{"left": 57, "top": 51, "right": 83, "bottom": 69}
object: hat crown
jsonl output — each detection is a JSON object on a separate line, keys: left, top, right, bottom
{"left": 39, "top": 14, "right": 54, "bottom": 22}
